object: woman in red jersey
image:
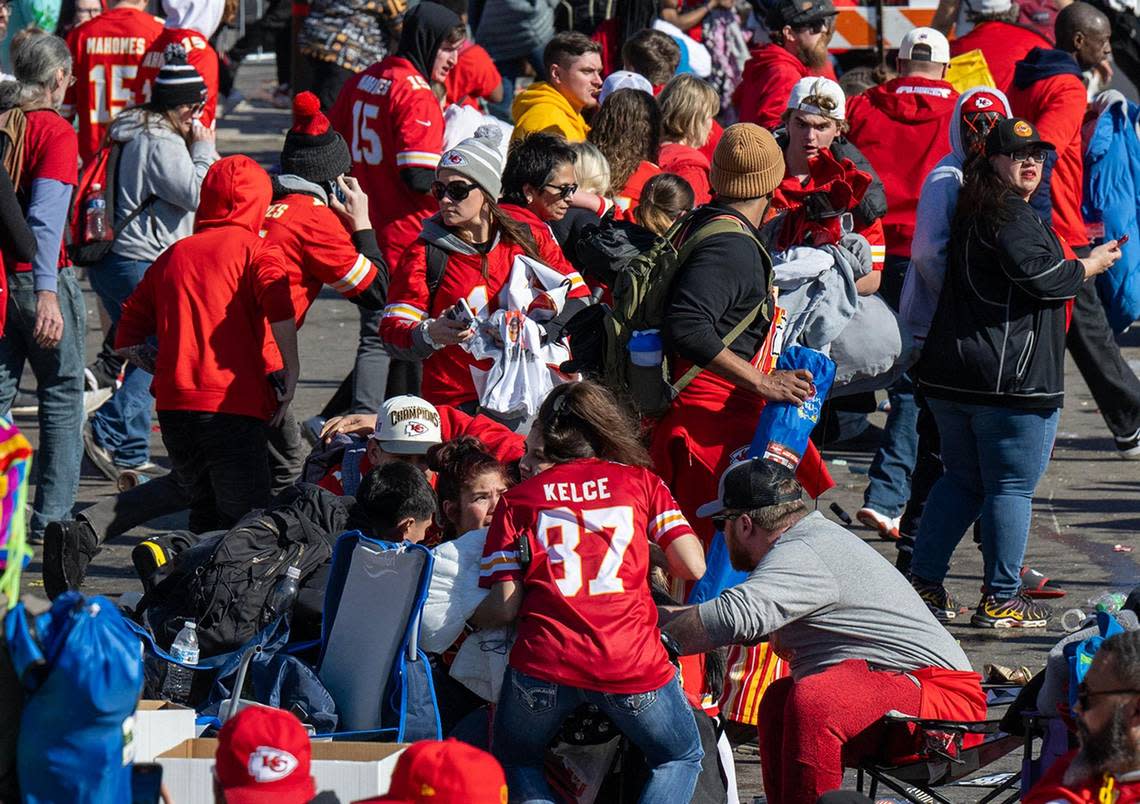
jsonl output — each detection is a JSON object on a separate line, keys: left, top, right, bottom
{"left": 476, "top": 381, "right": 706, "bottom": 803}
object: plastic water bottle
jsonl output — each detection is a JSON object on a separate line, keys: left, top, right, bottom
{"left": 84, "top": 184, "right": 109, "bottom": 242}
{"left": 162, "top": 621, "right": 199, "bottom": 704}
{"left": 261, "top": 565, "right": 301, "bottom": 627}
{"left": 1092, "top": 592, "right": 1127, "bottom": 614}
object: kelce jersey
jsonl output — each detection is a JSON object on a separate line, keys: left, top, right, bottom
{"left": 64, "top": 6, "right": 162, "bottom": 163}
{"left": 132, "top": 28, "right": 220, "bottom": 127}
{"left": 328, "top": 56, "right": 443, "bottom": 268}
{"left": 259, "top": 192, "right": 380, "bottom": 328}
{"left": 480, "top": 458, "right": 696, "bottom": 694}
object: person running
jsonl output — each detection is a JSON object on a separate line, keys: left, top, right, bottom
{"left": 329, "top": 1, "right": 464, "bottom": 411}
{"left": 63, "top": 0, "right": 162, "bottom": 163}
{"left": 475, "top": 380, "right": 708, "bottom": 802}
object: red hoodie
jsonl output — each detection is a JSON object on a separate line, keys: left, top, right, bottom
{"left": 117, "top": 156, "right": 294, "bottom": 420}
{"left": 735, "top": 44, "right": 837, "bottom": 130}
{"left": 949, "top": 21, "right": 1052, "bottom": 94}
{"left": 659, "top": 143, "right": 712, "bottom": 204}
{"left": 845, "top": 76, "right": 958, "bottom": 258}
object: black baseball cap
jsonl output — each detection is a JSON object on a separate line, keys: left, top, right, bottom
{"left": 984, "top": 117, "right": 1055, "bottom": 158}
{"left": 767, "top": 0, "right": 837, "bottom": 29}
{"left": 696, "top": 458, "right": 803, "bottom": 518}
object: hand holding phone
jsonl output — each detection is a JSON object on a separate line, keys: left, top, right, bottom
{"left": 446, "top": 298, "right": 476, "bottom": 327}
{"left": 1117, "top": 233, "right": 1129, "bottom": 247}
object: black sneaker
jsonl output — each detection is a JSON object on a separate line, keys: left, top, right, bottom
{"left": 1115, "top": 427, "right": 1140, "bottom": 460}
{"left": 42, "top": 519, "right": 100, "bottom": 599}
{"left": 910, "top": 576, "right": 961, "bottom": 622}
{"left": 131, "top": 537, "right": 172, "bottom": 592}
{"left": 82, "top": 422, "right": 120, "bottom": 481}
{"left": 971, "top": 592, "right": 1051, "bottom": 628}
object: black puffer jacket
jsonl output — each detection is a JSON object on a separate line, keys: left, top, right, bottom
{"left": 918, "top": 195, "right": 1086, "bottom": 408}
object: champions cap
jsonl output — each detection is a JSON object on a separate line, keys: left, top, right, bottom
{"left": 372, "top": 395, "right": 443, "bottom": 455}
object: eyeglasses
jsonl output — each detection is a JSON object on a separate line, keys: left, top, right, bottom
{"left": 793, "top": 19, "right": 829, "bottom": 34}
{"left": 1076, "top": 681, "right": 1140, "bottom": 710}
{"left": 430, "top": 179, "right": 479, "bottom": 202}
{"left": 542, "top": 182, "right": 578, "bottom": 201}
{"left": 711, "top": 512, "right": 745, "bottom": 532}
{"left": 1008, "top": 149, "right": 1049, "bottom": 164}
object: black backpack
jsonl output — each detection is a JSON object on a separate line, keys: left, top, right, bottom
{"left": 136, "top": 485, "right": 343, "bottom": 657}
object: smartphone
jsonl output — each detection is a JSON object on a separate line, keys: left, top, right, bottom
{"left": 131, "top": 763, "right": 163, "bottom": 804}
{"left": 446, "top": 298, "right": 476, "bottom": 327}
{"left": 1117, "top": 234, "right": 1130, "bottom": 247}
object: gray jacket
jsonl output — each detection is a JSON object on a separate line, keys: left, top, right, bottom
{"left": 109, "top": 107, "right": 219, "bottom": 263}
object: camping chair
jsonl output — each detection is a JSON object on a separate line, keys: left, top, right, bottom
{"left": 854, "top": 710, "right": 1028, "bottom": 804}
{"left": 317, "top": 532, "right": 441, "bottom": 742}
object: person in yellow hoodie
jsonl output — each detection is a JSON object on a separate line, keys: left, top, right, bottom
{"left": 511, "top": 31, "right": 603, "bottom": 142}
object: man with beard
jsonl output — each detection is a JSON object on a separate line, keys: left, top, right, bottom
{"left": 734, "top": 0, "right": 837, "bottom": 130}
{"left": 658, "top": 458, "right": 986, "bottom": 804}
{"left": 1025, "top": 630, "right": 1140, "bottom": 803}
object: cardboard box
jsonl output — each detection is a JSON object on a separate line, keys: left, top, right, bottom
{"left": 157, "top": 739, "right": 408, "bottom": 801}
{"left": 131, "top": 701, "right": 197, "bottom": 762}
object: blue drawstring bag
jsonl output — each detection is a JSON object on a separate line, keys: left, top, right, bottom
{"left": 8, "top": 593, "right": 143, "bottom": 803}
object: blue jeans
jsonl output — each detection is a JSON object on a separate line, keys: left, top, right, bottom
{"left": 493, "top": 667, "right": 703, "bottom": 804}
{"left": 909, "top": 399, "right": 1059, "bottom": 598}
{"left": 89, "top": 253, "right": 153, "bottom": 467}
{"left": 0, "top": 269, "right": 86, "bottom": 537}
{"left": 863, "top": 371, "right": 920, "bottom": 517}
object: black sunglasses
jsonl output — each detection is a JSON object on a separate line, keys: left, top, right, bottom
{"left": 711, "top": 512, "right": 745, "bottom": 532}
{"left": 1076, "top": 681, "right": 1140, "bottom": 710}
{"left": 543, "top": 182, "right": 578, "bottom": 201}
{"left": 431, "top": 179, "right": 479, "bottom": 202}
{"left": 1008, "top": 149, "right": 1049, "bottom": 164}
{"left": 793, "top": 19, "right": 829, "bottom": 34}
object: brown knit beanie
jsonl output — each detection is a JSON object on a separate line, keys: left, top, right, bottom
{"left": 710, "top": 123, "right": 785, "bottom": 200}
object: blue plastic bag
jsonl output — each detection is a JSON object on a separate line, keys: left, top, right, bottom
{"left": 749, "top": 346, "right": 836, "bottom": 470}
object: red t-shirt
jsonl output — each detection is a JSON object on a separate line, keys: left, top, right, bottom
{"left": 259, "top": 192, "right": 380, "bottom": 327}
{"left": 4, "top": 110, "right": 79, "bottom": 275}
{"left": 615, "top": 160, "right": 662, "bottom": 214}
{"left": 480, "top": 458, "right": 696, "bottom": 694}
{"left": 64, "top": 6, "right": 162, "bottom": 163}
{"left": 659, "top": 143, "right": 711, "bottom": 205}
{"left": 444, "top": 42, "right": 501, "bottom": 109}
{"left": 132, "top": 28, "right": 220, "bottom": 127}
{"left": 329, "top": 56, "right": 444, "bottom": 269}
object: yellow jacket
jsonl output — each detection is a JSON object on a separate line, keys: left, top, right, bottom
{"left": 510, "top": 81, "right": 589, "bottom": 143}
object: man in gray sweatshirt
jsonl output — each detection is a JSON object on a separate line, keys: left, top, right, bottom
{"left": 661, "top": 458, "right": 984, "bottom": 804}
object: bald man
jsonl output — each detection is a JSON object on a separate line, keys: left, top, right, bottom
{"left": 1008, "top": 2, "right": 1140, "bottom": 460}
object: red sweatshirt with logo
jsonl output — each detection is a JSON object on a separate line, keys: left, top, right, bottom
{"left": 116, "top": 156, "right": 294, "bottom": 420}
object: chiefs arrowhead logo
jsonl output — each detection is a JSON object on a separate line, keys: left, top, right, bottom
{"left": 444, "top": 152, "right": 467, "bottom": 166}
{"left": 405, "top": 421, "right": 428, "bottom": 436}
{"left": 247, "top": 747, "right": 298, "bottom": 783}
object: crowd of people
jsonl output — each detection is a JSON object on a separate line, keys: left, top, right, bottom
{"left": 1, "top": 0, "right": 1139, "bottom": 800}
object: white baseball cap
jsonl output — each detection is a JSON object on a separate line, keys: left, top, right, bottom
{"left": 786, "top": 76, "right": 846, "bottom": 122}
{"left": 599, "top": 70, "right": 654, "bottom": 105}
{"left": 963, "top": 0, "right": 1013, "bottom": 16}
{"left": 372, "top": 395, "right": 443, "bottom": 455}
{"left": 898, "top": 27, "right": 951, "bottom": 64}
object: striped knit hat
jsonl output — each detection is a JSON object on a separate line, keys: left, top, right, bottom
{"left": 437, "top": 125, "right": 505, "bottom": 199}
{"left": 151, "top": 43, "right": 207, "bottom": 111}
{"left": 281, "top": 91, "right": 352, "bottom": 183}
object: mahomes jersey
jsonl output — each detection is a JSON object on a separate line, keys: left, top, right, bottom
{"left": 329, "top": 55, "right": 443, "bottom": 268}
{"left": 480, "top": 458, "right": 696, "bottom": 694}
{"left": 64, "top": 6, "right": 162, "bottom": 163}
{"left": 259, "top": 192, "right": 380, "bottom": 327}
{"left": 132, "top": 28, "right": 220, "bottom": 127}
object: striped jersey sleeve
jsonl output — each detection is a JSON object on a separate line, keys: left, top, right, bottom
{"left": 295, "top": 200, "right": 379, "bottom": 298}
{"left": 378, "top": 242, "right": 430, "bottom": 351}
{"left": 393, "top": 75, "right": 444, "bottom": 171}
{"left": 480, "top": 500, "right": 523, "bottom": 586}
{"left": 646, "top": 476, "right": 696, "bottom": 551}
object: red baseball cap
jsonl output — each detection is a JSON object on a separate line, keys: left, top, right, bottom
{"left": 215, "top": 707, "right": 316, "bottom": 804}
{"left": 355, "top": 739, "right": 507, "bottom": 804}
{"left": 960, "top": 90, "right": 1006, "bottom": 115}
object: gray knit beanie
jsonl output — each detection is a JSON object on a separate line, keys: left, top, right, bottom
{"left": 437, "top": 125, "right": 504, "bottom": 199}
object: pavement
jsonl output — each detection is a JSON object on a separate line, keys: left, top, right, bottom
{"left": 8, "top": 62, "right": 1139, "bottom": 802}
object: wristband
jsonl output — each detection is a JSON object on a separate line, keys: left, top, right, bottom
{"left": 420, "top": 319, "right": 445, "bottom": 351}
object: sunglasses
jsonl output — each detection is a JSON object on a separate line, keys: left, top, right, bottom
{"left": 543, "top": 182, "right": 578, "bottom": 201}
{"left": 711, "top": 512, "right": 744, "bottom": 532}
{"left": 793, "top": 19, "right": 829, "bottom": 34}
{"left": 431, "top": 180, "right": 479, "bottom": 202}
{"left": 1007, "top": 149, "right": 1049, "bottom": 164}
{"left": 1076, "top": 682, "right": 1140, "bottom": 710}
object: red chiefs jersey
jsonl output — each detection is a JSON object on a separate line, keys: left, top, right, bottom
{"left": 329, "top": 56, "right": 444, "bottom": 268}
{"left": 64, "top": 6, "right": 162, "bottom": 163}
{"left": 132, "top": 28, "right": 220, "bottom": 127}
{"left": 444, "top": 42, "right": 501, "bottom": 108}
{"left": 380, "top": 233, "right": 587, "bottom": 408}
{"left": 259, "top": 192, "right": 380, "bottom": 327}
{"left": 480, "top": 458, "right": 695, "bottom": 694}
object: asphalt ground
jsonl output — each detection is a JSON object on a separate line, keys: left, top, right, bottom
{"left": 9, "top": 62, "right": 1138, "bottom": 802}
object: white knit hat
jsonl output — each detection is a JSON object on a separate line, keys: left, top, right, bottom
{"left": 438, "top": 125, "right": 505, "bottom": 198}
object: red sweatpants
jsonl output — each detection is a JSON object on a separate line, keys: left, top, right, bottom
{"left": 757, "top": 659, "right": 923, "bottom": 804}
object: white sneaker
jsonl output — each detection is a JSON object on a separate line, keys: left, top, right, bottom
{"left": 1115, "top": 427, "right": 1140, "bottom": 460}
{"left": 856, "top": 507, "right": 901, "bottom": 541}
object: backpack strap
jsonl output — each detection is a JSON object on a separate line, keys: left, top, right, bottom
{"left": 425, "top": 242, "right": 448, "bottom": 309}
{"left": 669, "top": 214, "right": 771, "bottom": 397}
{"left": 106, "top": 142, "right": 157, "bottom": 239}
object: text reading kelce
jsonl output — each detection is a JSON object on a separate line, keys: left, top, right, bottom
{"left": 542, "top": 478, "right": 612, "bottom": 504}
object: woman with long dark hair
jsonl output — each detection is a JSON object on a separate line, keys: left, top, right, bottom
{"left": 380, "top": 131, "right": 589, "bottom": 412}
{"left": 909, "top": 118, "right": 1119, "bottom": 628}
{"left": 476, "top": 380, "right": 707, "bottom": 802}
{"left": 588, "top": 88, "right": 662, "bottom": 213}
